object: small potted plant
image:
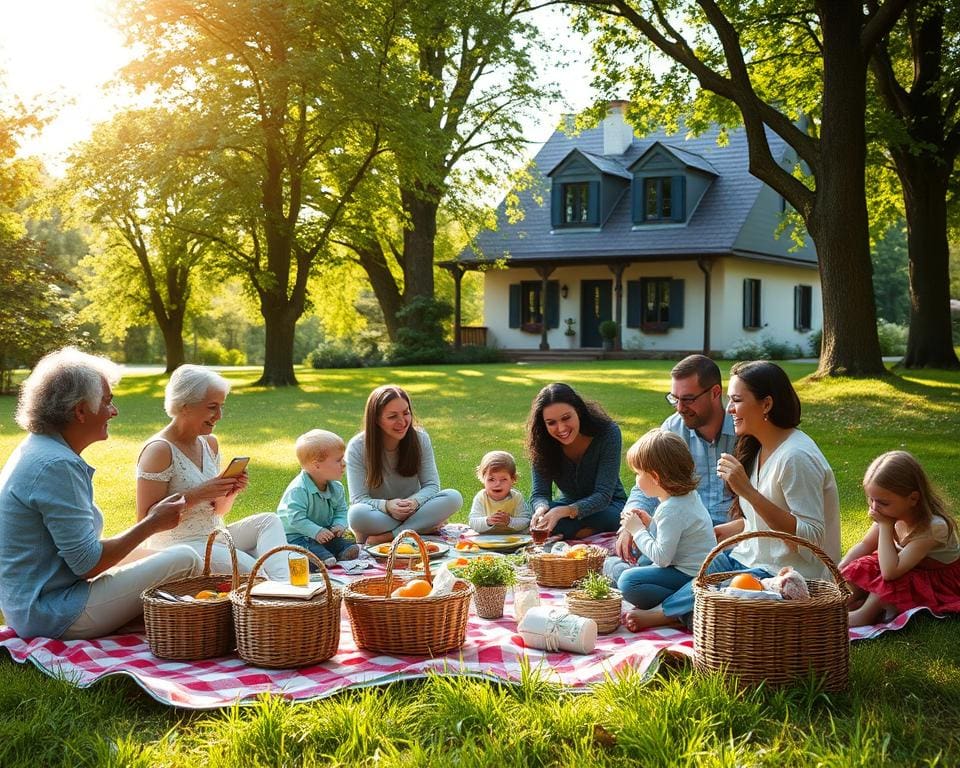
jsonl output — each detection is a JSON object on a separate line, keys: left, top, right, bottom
{"left": 563, "top": 317, "right": 577, "bottom": 348}
{"left": 565, "top": 570, "right": 623, "bottom": 634}
{"left": 462, "top": 556, "right": 516, "bottom": 619}
{"left": 598, "top": 319, "right": 618, "bottom": 351}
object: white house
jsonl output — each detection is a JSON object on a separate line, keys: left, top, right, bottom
{"left": 446, "top": 102, "right": 821, "bottom": 356}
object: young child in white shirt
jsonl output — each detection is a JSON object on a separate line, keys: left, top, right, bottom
{"left": 469, "top": 451, "right": 532, "bottom": 534}
{"left": 615, "top": 428, "right": 716, "bottom": 632}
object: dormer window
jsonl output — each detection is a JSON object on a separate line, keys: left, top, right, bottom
{"left": 563, "top": 182, "right": 590, "bottom": 225}
{"left": 644, "top": 177, "right": 673, "bottom": 221}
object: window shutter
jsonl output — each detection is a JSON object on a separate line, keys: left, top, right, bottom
{"left": 742, "top": 279, "right": 750, "bottom": 328}
{"left": 545, "top": 281, "right": 560, "bottom": 328}
{"left": 671, "top": 174, "right": 686, "bottom": 221}
{"left": 631, "top": 178, "right": 642, "bottom": 224}
{"left": 551, "top": 183, "right": 563, "bottom": 227}
{"left": 794, "top": 285, "right": 802, "bottom": 330}
{"left": 509, "top": 284, "right": 521, "bottom": 328}
{"left": 587, "top": 181, "right": 601, "bottom": 225}
{"left": 626, "top": 280, "right": 641, "bottom": 328}
{"left": 668, "top": 279, "right": 685, "bottom": 327}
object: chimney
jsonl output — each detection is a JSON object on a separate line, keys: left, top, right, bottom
{"left": 602, "top": 100, "right": 634, "bottom": 156}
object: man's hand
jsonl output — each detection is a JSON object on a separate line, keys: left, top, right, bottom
{"left": 315, "top": 528, "right": 334, "bottom": 544}
{"left": 144, "top": 493, "right": 186, "bottom": 533}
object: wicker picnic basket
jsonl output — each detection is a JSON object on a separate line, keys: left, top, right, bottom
{"left": 142, "top": 528, "right": 250, "bottom": 661}
{"left": 693, "top": 530, "right": 851, "bottom": 691}
{"left": 231, "top": 545, "right": 342, "bottom": 668}
{"left": 565, "top": 587, "right": 623, "bottom": 634}
{"left": 528, "top": 545, "right": 606, "bottom": 588}
{"left": 344, "top": 529, "right": 474, "bottom": 656}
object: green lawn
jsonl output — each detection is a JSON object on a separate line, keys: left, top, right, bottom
{"left": 1, "top": 360, "right": 959, "bottom": 766}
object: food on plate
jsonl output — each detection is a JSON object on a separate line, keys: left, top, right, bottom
{"left": 425, "top": 542, "right": 440, "bottom": 553}
{"left": 390, "top": 579, "right": 432, "bottom": 598}
{"left": 729, "top": 573, "right": 763, "bottom": 591}
{"left": 455, "top": 541, "right": 480, "bottom": 551}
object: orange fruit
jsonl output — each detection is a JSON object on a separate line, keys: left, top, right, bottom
{"left": 195, "top": 590, "right": 218, "bottom": 600}
{"left": 396, "top": 543, "right": 417, "bottom": 555}
{"left": 426, "top": 542, "right": 440, "bottom": 553}
{"left": 451, "top": 557, "right": 470, "bottom": 567}
{"left": 390, "top": 579, "right": 432, "bottom": 598}
{"left": 730, "top": 573, "right": 763, "bottom": 591}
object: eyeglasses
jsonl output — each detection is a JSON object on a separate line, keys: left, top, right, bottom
{"left": 665, "top": 387, "right": 713, "bottom": 407}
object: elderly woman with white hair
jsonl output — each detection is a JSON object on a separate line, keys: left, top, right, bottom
{"left": 0, "top": 348, "right": 202, "bottom": 640}
{"left": 135, "top": 365, "right": 288, "bottom": 579}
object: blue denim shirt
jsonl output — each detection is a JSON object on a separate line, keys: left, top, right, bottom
{"left": 0, "top": 433, "right": 104, "bottom": 638}
{"left": 276, "top": 471, "right": 348, "bottom": 539}
{"left": 625, "top": 411, "right": 737, "bottom": 524}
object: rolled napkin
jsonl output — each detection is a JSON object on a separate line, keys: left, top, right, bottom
{"left": 517, "top": 606, "right": 597, "bottom": 654}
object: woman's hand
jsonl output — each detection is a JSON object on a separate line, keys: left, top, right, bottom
{"left": 186, "top": 476, "right": 240, "bottom": 505}
{"left": 716, "top": 453, "right": 752, "bottom": 498}
{"left": 531, "top": 505, "right": 575, "bottom": 534}
{"left": 144, "top": 494, "right": 186, "bottom": 533}
{"left": 385, "top": 498, "right": 417, "bottom": 521}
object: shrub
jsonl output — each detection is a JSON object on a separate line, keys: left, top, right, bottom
{"left": 195, "top": 338, "right": 246, "bottom": 366}
{"left": 807, "top": 328, "right": 822, "bottom": 358}
{"left": 598, "top": 320, "right": 618, "bottom": 340}
{"left": 724, "top": 337, "right": 766, "bottom": 360}
{"left": 725, "top": 335, "right": 802, "bottom": 361}
{"left": 385, "top": 343, "right": 504, "bottom": 367}
{"left": 877, "top": 319, "right": 908, "bottom": 356}
{"left": 306, "top": 341, "right": 372, "bottom": 369}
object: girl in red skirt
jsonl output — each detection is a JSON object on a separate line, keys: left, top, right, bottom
{"left": 840, "top": 451, "right": 960, "bottom": 627}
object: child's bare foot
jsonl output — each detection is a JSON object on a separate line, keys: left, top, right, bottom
{"left": 365, "top": 532, "right": 395, "bottom": 546}
{"left": 621, "top": 608, "right": 682, "bottom": 632}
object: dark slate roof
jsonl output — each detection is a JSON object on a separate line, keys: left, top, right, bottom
{"left": 550, "top": 149, "right": 633, "bottom": 179}
{"left": 653, "top": 144, "right": 719, "bottom": 176}
{"left": 457, "top": 119, "right": 810, "bottom": 266}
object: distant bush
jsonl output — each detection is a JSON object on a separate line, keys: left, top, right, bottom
{"left": 807, "top": 329, "right": 822, "bottom": 358}
{"left": 195, "top": 338, "right": 246, "bottom": 366}
{"left": 877, "top": 319, "right": 908, "bottom": 356}
{"left": 386, "top": 343, "right": 504, "bottom": 367}
{"left": 724, "top": 335, "right": 802, "bottom": 361}
{"left": 307, "top": 341, "right": 381, "bottom": 369}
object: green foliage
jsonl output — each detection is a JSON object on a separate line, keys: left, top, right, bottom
{"left": 598, "top": 320, "right": 618, "bottom": 340}
{"left": 195, "top": 339, "right": 246, "bottom": 367}
{"left": 307, "top": 341, "right": 378, "bottom": 370}
{"left": 872, "top": 223, "right": 910, "bottom": 325}
{"left": 0, "top": 238, "right": 81, "bottom": 393}
{"left": 574, "top": 570, "right": 613, "bottom": 600}
{"left": 462, "top": 556, "right": 516, "bottom": 587}
{"left": 876, "top": 320, "right": 908, "bottom": 357}
{"left": 724, "top": 335, "right": 803, "bottom": 361}
{"left": 808, "top": 328, "right": 823, "bottom": 358}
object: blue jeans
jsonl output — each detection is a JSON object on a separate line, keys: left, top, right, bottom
{"left": 618, "top": 562, "right": 693, "bottom": 610}
{"left": 660, "top": 553, "right": 772, "bottom": 620}
{"left": 548, "top": 498, "right": 623, "bottom": 539}
{"left": 286, "top": 533, "right": 358, "bottom": 566}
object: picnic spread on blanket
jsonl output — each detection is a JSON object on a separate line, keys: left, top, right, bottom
{"left": 0, "top": 528, "right": 936, "bottom": 710}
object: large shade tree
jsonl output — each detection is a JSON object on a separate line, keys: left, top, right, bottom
{"left": 66, "top": 109, "right": 220, "bottom": 372}
{"left": 869, "top": 0, "right": 960, "bottom": 369}
{"left": 575, "top": 0, "right": 912, "bottom": 377}
{"left": 333, "top": 0, "right": 552, "bottom": 341}
{"left": 118, "top": 0, "right": 403, "bottom": 385}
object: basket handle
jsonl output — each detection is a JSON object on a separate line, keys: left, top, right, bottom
{"left": 202, "top": 528, "right": 240, "bottom": 587}
{"left": 383, "top": 529, "right": 432, "bottom": 595}
{"left": 240, "top": 545, "right": 334, "bottom": 614}
{"left": 694, "top": 528, "right": 846, "bottom": 590}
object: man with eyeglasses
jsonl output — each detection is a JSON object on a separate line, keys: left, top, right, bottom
{"left": 614, "top": 355, "right": 736, "bottom": 565}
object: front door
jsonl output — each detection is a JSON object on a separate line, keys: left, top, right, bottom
{"left": 580, "top": 280, "right": 612, "bottom": 347}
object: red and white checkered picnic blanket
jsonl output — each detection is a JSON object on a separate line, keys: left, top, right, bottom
{"left": 0, "top": 531, "right": 935, "bottom": 709}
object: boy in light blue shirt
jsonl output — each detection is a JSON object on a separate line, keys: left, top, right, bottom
{"left": 277, "top": 430, "right": 359, "bottom": 567}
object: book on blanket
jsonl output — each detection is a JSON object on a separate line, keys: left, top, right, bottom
{"left": 248, "top": 580, "right": 330, "bottom": 600}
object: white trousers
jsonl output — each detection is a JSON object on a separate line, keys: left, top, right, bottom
{"left": 62, "top": 545, "right": 202, "bottom": 640}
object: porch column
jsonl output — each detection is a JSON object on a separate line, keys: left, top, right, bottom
{"left": 697, "top": 257, "right": 713, "bottom": 355}
{"left": 609, "top": 263, "right": 626, "bottom": 351}
{"left": 451, "top": 264, "right": 466, "bottom": 350}
{"left": 536, "top": 265, "right": 554, "bottom": 351}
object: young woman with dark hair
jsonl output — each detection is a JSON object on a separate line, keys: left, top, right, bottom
{"left": 525, "top": 383, "right": 626, "bottom": 540}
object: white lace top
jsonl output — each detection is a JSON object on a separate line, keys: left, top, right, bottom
{"left": 136, "top": 436, "right": 222, "bottom": 548}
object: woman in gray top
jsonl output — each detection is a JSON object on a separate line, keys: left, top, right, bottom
{"left": 346, "top": 385, "right": 462, "bottom": 545}
{"left": 527, "top": 383, "right": 627, "bottom": 540}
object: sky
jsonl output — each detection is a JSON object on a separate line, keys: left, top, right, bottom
{"left": 0, "top": 1, "right": 600, "bottom": 176}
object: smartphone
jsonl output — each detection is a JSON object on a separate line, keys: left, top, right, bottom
{"left": 220, "top": 456, "right": 250, "bottom": 479}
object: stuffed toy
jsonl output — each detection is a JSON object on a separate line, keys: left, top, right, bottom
{"left": 761, "top": 566, "right": 810, "bottom": 600}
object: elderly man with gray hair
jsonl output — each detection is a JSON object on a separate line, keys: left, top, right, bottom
{"left": 0, "top": 348, "right": 202, "bottom": 639}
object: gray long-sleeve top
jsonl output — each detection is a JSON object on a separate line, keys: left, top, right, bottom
{"left": 345, "top": 428, "right": 441, "bottom": 513}
{"left": 530, "top": 421, "right": 627, "bottom": 519}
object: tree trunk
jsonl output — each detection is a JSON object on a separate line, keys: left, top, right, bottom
{"left": 400, "top": 188, "right": 438, "bottom": 303}
{"left": 811, "top": 1, "right": 887, "bottom": 378}
{"left": 894, "top": 153, "right": 960, "bottom": 369}
{"left": 160, "top": 313, "right": 186, "bottom": 373}
{"left": 355, "top": 242, "right": 404, "bottom": 341}
{"left": 257, "top": 302, "right": 299, "bottom": 386}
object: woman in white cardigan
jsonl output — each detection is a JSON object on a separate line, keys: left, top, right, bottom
{"left": 346, "top": 385, "right": 462, "bottom": 545}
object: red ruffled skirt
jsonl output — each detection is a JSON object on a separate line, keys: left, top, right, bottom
{"left": 841, "top": 553, "right": 960, "bottom": 613}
